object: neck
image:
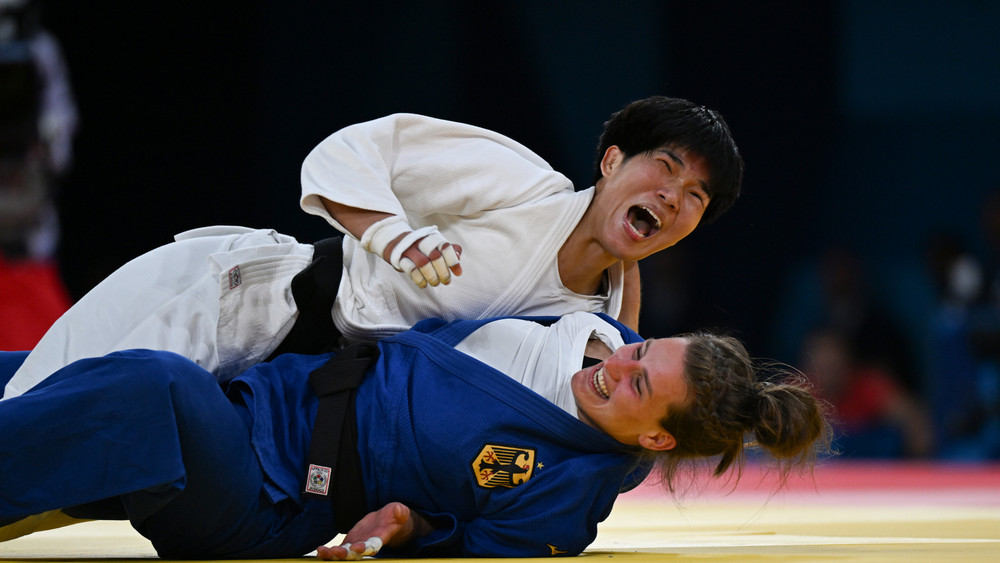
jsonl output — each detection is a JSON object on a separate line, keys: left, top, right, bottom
{"left": 558, "top": 219, "right": 618, "bottom": 295}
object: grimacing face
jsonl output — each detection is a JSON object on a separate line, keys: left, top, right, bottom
{"left": 571, "top": 337, "right": 691, "bottom": 450}
{"left": 589, "top": 145, "right": 711, "bottom": 261}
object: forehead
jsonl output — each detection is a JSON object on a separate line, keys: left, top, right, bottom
{"left": 646, "top": 337, "right": 691, "bottom": 404}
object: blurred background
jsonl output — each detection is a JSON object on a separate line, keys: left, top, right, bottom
{"left": 1, "top": 0, "right": 998, "bottom": 460}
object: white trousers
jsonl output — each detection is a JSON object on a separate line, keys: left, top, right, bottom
{"left": 3, "top": 226, "right": 314, "bottom": 399}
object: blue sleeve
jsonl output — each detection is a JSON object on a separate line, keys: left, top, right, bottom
{"left": 380, "top": 457, "right": 625, "bottom": 558}
{"left": 0, "top": 351, "right": 30, "bottom": 394}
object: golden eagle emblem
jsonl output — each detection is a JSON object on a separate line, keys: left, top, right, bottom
{"left": 472, "top": 444, "right": 535, "bottom": 488}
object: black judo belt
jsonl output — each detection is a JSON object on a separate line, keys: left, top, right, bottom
{"left": 266, "top": 236, "right": 344, "bottom": 361}
{"left": 303, "top": 341, "right": 379, "bottom": 531}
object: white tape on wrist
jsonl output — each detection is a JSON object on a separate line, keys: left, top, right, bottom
{"left": 360, "top": 215, "right": 411, "bottom": 261}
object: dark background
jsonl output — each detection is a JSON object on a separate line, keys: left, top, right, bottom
{"left": 34, "top": 1, "right": 1000, "bottom": 390}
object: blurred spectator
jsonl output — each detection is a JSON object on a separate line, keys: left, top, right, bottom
{"left": 924, "top": 229, "right": 1000, "bottom": 459}
{"left": 0, "top": 0, "right": 76, "bottom": 350}
{"left": 0, "top": 251, "right": 71, "bottom": 349}
{"left": 801, "top": 328, "right": 933, "bottom": 458}
{"left": 773, "top": 247, "right": 922, "bottom": 395}
{"left": 0, "top": 0, "right": 77, "bottom": 259}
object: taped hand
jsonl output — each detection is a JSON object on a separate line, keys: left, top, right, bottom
{"left": 316, "top": 536, "right": 382, "bottom": 560}
{"left": 360, "top": 216, "right": 463, "bottom": 289}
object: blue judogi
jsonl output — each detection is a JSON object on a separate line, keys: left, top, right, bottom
{"left": 0, "top": 315, "right": 646, "bottom": 558}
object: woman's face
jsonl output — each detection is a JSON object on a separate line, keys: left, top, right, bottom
{"left": 589, "top": 145, "right": 711, "bottom": 261}
{"left": 571, "top": 337, "right": 691, "bottom": 450}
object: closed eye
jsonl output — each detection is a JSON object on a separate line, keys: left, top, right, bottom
{"left": 636, "top": 341, "right": 651, "bottom": 396}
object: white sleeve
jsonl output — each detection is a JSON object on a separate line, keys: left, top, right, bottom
{"left": 299, "top": 113, "right": 572, "bottom": 236}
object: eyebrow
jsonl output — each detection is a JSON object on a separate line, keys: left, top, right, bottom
{"left": 656, "top": 149, "right": 711, "bottom": 195}
{"left": 640, "top": 340, "right": 651, "bottom": 395}
{"left": 656, "top": 148, "right": 684, "bottom": 168}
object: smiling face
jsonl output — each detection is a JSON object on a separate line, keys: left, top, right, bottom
{"left": 571, "top": 337, "right": 692, "bottom": 451}
{"left": 589, "top": 145, "right": 711, "bottom": 261}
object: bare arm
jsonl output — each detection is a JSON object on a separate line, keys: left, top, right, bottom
{"left": 618, "top": 260, "right": 641, "bottom": 332}
{"left": 320, "top": 197, "right": 393, "bottom": 242}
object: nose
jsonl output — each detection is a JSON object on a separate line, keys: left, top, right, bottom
{"left": 657, "top": 185, "right": 679, "bottom": 212}
{"left": 604, "top": 351, "right": 640, "bottom": 382}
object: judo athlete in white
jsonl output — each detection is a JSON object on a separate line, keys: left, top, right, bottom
{"left": 0, "top": 312, "right": 829, "bottom": 559}
{"left": 3, "top": 96, "right": 743, "bottom": 399}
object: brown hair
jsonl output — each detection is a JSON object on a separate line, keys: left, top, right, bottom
{"left": 643, "top": 332, "right": 832, "bottom": 492}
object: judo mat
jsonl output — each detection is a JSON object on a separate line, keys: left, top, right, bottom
{"left": 2, "top": 460, "right": 998, "bottom": 562}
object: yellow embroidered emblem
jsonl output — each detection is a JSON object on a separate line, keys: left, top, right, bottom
{"left": 547, "top": 544, "right": 567, "bottom": 555}
{"left": 472, "top": 444, "right": 536, "bottom": 488}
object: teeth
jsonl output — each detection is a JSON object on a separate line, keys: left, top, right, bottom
{"left": 593, "top": 367, "right": 610, "bottom": 399}
{"left": 639, "top": 205, "right": 662, "bottom": 228}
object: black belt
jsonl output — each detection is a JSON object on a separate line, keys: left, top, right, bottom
{"left": 266, "top": 236, "right": 344, "bottom": 361}
{"left": 303, "top": 341, "right": 379, "bottom": 531}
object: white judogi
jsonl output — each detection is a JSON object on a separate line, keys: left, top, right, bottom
{"left": 5, "top": 114, "right": 624, "bottom": 399}
{"left": 5, "top": 226, "right": 313, "bottom": 397}
{"left": 301, "top": 113, "right": 623, "bottom": 342}
{"left": 454, "top": 311, "right": 626, "bottom": 417}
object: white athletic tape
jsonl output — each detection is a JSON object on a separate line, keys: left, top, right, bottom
{"left": 416, "top": 231, "right": 447, "bottom": 256}
{"left": 387, "top": 226, "right": 436, "bottom": 270}
{"left": 336, "top": 536, "right": 382, "bottom": 560}
{"left": 399, "top": 257, "right": 426, "bottom": 288}
{"left": 440, "top": 244, "right": 460, "bottom": 268}
{"left": 417, "top": 232, "right": 452, "bottom": 284}
{"left": 368, "top": 222, "right": 459, "bottom": 288}
{"left": 417, "top": 258, "right": 440, "bottom": 286}
{"left": 362, "top": 536, "right": 383, "bottom": 556}
{"left": 360, "top": 215, "right": 410, "bottom": 260}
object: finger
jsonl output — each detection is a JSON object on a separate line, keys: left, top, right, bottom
{"left": 427, "top": 252, "right": 452, "bottom": 285}
{"left": 315, "top": 545, "right": 348, "bottom": 560}
{"left": 398, "top": 257, "right": 427, "bottom": 289}
{"left": 417, "top": 258, "right": 440, "bottom": 287}
{"left": 337, "top": 543, "right": 364, "bottom": 561}
{"left": 417, "top": 233, "right": 450, "bottom": 285}
{"left": 386, "top": 226, "right": 436, "bottom": 271}
{"left": 361, "top": 536, "right": 383, "bottom": 556}
{"left": 440, "top": 244, "right": 461, "bottom": 277}
{"left": 332, "top": 537, "right": 380, "bottom": 561}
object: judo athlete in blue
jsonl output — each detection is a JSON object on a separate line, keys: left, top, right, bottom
{"left": 0, "top": 313, "right": 829, "bottom": 559}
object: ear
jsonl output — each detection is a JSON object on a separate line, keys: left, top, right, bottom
{"left": 638, "top": 430, "right": 676, "bottom": 452}
{"left": 599, "top": 145, "right": 624, "bottom": 179}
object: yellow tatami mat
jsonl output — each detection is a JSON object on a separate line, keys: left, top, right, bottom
{"left": 2, "top": 461, "right": 999, "bottom": 562}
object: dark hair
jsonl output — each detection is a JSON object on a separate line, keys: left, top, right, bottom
{"left": 593, "top": 96, "right": 743, "bottom": 224}
{"left": 644, "top": 332, "right": 832, "bottom": 492}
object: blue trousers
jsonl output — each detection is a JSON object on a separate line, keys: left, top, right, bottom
{"left": 0, "top": 350, "right": 335, "bottom": 558}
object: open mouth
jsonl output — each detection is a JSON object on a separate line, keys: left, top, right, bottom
{"left": 592, "top": 366, "right": 610, "bottom": 399}
{"left": 626, "top": 205, "right": 661, "bottom": 238}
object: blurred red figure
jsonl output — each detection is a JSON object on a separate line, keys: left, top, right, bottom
{"left": 0, "top": 254, "right": 70, "bottom": 350}
{"left": 802, "top": 328, "right": 933, "bottom": 458}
